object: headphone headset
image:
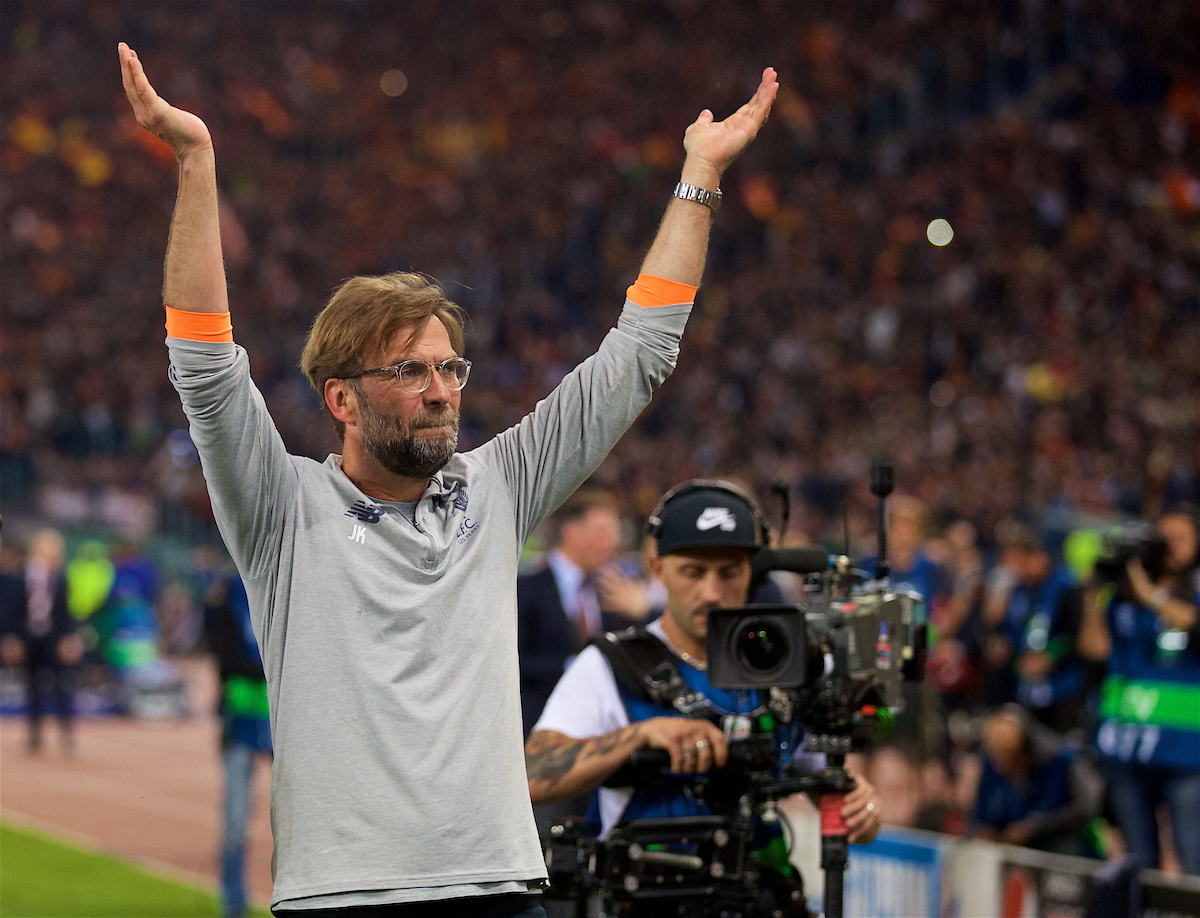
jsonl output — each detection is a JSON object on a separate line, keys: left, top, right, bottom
{"left": 644, "top": 478, "right": 771, "bottom": 549}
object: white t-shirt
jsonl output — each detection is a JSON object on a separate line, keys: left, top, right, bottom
{"left": 534, "top": 619, "right": 826, "bottom": 839}
{"left": 533, "top": 620, "right": 683, "bottom": 834}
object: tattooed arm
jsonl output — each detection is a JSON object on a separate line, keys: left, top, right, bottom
{"left": 526, "top": 725, "right": 642, "bottom": 804}
{"left": 526, "top": 717, "right": 728, "bottom": 804}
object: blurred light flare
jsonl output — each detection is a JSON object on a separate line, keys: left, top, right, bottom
{"left": 381, "top": 69, "right": 408, "bottom": 97}
{"left": 927, "top": 218, "right": 954, "bottom": 246}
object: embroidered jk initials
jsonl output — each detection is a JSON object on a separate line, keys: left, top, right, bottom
{"left": 349, "top": 525, "right": 367, "bottom": 544}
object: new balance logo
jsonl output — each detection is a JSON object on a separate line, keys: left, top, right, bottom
{"left": 696, "top": 507, "right": 737, "bottom": 532}
{"left": 348, "top": 525, "right": 367, "bottom": 544}
{"left": 345, "top": 501, "right": 383, "bottom": 524}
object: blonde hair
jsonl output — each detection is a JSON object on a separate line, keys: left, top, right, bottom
{"left": 300, "top": 273, "right": 466, "bottom": 439}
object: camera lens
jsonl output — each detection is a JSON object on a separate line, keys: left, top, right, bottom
{"left": 736, "top": 618, "right": 790, "bottom": 673}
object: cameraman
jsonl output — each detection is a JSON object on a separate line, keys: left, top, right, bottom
{"left": 524, "top": 481, "right": 882, "bottom": 841}
{"left": 1079, "top": 506, "right": 1200, "bottom": 875}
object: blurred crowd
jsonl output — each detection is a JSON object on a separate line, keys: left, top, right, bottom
{"left": 2, "top": 0, "right": 1200, "bottom": 883}
{"left": 3, "top": 0, "right": 1198, "bottom": 545}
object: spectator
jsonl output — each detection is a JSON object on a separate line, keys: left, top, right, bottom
{"left": 2, "top": 2, "right": 1197, "bottom": 554}
{"left": 866, "top": 497, "right": 953, "bottom": 612}
{"left": 972, "top": 706, "right": 1104, "bottom": 858}
{"left": 1080, "top": 506, "right": 1200, "bottom": 875}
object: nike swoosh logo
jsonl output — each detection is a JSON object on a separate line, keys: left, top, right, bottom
{"left": 696, "top": 508, "right": 736, "bottom": 531}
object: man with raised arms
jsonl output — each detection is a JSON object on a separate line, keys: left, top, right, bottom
{"left": 119, "top": 41, "right": 777, "bottom": 918}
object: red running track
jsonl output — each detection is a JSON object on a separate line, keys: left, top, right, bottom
{"left": 0, "top": 657, "right": 274, "bottom": 911}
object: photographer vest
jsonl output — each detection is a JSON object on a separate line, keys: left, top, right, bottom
{"left": 588, "top": 626, "right": 768, "bottom": 825}
{"left": 1098, "top": 587, "right": 1200, "bottom": 772}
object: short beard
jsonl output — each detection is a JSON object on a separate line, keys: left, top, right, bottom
{"left": 355, "top": 385, "right": 459, "bottom": 480}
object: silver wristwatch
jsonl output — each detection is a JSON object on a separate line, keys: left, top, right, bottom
{"left": 673, "top": 181, "right": 722, "bottom": 213}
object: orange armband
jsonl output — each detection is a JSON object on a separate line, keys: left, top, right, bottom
{"left": 626, "top": 274, "right": 698, "bottom": 308}
{"left": 165, "top": 305, "right": 234, "bottom": 342}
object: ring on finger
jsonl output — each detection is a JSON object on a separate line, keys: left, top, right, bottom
{"left": 695, "top": 740, "right": 709, "bottom": 750}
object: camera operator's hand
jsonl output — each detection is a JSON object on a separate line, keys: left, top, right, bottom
{"left": 1127, "top": 555, "right": 1199, "bottom": 632}
{"left": 638, "top": 717, "right": 728, "bottom": 774}
{"left": 842, "top": 768, "right": 883, "bottom": 845}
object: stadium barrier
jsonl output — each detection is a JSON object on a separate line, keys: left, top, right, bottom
{"left": 783, "top": 800, "right": 1200, "bottom": 917}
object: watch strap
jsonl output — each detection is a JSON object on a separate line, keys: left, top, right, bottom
{"left": 673, "top": 181, "right": 722, "bottom": 213}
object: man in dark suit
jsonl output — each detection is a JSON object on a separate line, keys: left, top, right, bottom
{"left": 0, "top": 528, "right": 83, "bottom": 754}
{"left": 518, "top": 489, "right": 625, "bottom": 738}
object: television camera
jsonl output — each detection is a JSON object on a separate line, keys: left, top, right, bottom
{"left": 1092, "top": 522, "right": 1169, "bottom": 585}
{"left": 543, "top": 464, "right": 928, "bottom": 918}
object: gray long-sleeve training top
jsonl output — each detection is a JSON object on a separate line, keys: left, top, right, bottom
{"left": 167, "top": 297, "right": 691, "bottom": 910}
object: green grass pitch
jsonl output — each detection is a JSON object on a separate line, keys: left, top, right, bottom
{"left": 0, "top": 822, "right": 270, "bottom": 917}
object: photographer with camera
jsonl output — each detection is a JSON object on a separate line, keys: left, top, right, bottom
{"left": 1079, "top": 506, "right": 1200, "bottom": 875}
{"left": 525, "top": 482, "right": 881, "bottom": 915}
{"left": 982, "top": 521, "right": 1092, "bottom": 736}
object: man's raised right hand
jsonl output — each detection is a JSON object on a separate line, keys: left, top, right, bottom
{"left": 119, "top": 42, "right": 212, "bottom": 159}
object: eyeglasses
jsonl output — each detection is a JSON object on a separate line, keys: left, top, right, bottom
{"left": 341, "top": 357, "right": 472, "bottom": 394}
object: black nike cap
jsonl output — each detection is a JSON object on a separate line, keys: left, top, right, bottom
{"left": 652, "top": 487, "right": 761, "bottom": 556}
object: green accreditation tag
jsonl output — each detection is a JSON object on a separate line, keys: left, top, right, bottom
{"left": 1156, "top": 629, "right": 1189, "bottom": 667}
{"left": 1024, "top": 612, "right": 1051, "bottom": 652}
{"left": 225, "top": 675, "right": 269, "bottom": 719}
